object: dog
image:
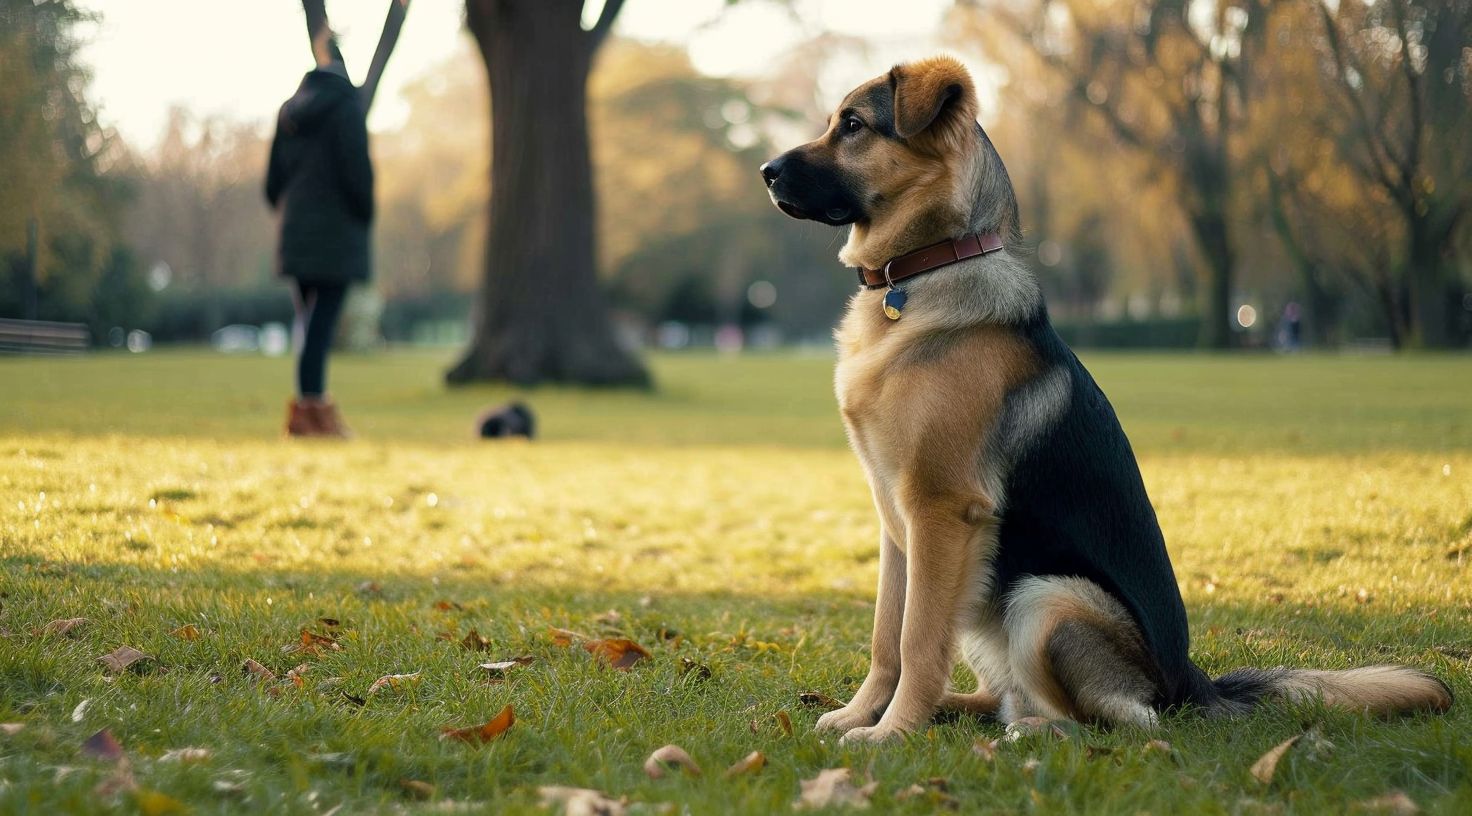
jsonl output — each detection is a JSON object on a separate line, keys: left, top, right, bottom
{"left": 760, "top": 56, "right": 1452, "bottom": 743}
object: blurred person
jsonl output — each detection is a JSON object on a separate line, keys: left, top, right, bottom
{"left": 265, "top": 30, "right": 373, "bottom": 438}
{"left": 1275, "top": 302, "right": 1303, "bottom": 353}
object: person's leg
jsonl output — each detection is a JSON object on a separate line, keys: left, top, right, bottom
{"left": 291, "top": 281, "right": 318, "bottom": 398}
{"left": 298, "top": 284, "right": 347, "bottom": 398}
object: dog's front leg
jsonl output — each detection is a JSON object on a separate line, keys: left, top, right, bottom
{"left": 841, "top": 500, "right": 985, "bottom": 744}
{"left": 815, "top": 530, "right": 905, "bottom": 733}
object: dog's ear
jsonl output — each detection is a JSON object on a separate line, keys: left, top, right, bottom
{"left": 889, "top": 57, "right": 978, "bottom": 142}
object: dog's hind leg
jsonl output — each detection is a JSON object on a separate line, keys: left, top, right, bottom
{"left": 1003, "top": 576, "right": 1161, "bottom": 728}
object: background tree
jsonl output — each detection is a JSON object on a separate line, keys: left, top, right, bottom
{"left": 447, "top": 0, "right": 650, "bottom": 386}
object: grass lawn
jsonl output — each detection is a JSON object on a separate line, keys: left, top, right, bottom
{"left": 2, "top": 349, "right": 1470, "bottom": 814}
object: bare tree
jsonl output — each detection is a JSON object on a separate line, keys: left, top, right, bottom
{"left": 446, "top": 0, "right": 649, "bottom": 387}
{"left": 1314, "top": 0, "right": 1471, "bottom": 348}
{"left": 300, "top": 0, "right": 411, "bottom": 113}
{"left": 998, "top": 0, "right": 1274, "bottom": 348}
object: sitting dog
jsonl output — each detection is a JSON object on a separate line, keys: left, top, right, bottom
{"left": 760, "top": 56, "right": 1451, "bottom": 743}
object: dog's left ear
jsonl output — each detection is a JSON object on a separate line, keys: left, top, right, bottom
{"left": 890, "top": 57, "right": 978, "bottom": 141}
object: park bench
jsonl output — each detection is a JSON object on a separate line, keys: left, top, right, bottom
{"left": 0, "top": 318, "right": 90, "bottom": 355}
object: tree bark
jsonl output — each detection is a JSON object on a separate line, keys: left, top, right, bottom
{"left": 448, "top": 0, "right": 648, "bottom": 387}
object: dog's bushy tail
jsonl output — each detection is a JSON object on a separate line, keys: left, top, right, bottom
{"left": 1209, "top": 665, "right": 1452, "bottom": 716}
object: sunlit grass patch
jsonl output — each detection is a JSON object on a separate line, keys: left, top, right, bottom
{"left": 1, "top": 351, "right": 1470, "bottom": 813}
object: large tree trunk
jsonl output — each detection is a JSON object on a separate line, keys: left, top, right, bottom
{"left": 1406, "top": 212, "right": 1453, "bottom": 348}
{"left": 1188, "top": 210, "right": 1234, "bottom": 349}
{"left": 448, "top": 0, "right": 648, "bottom": 387}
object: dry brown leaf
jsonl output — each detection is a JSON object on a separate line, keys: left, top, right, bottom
{"left": 774, "top": 710, "right": 793, "bottom": 737}
{"left": 287, "top": 629, "right": 340, "bottom": 656}
{"left": 584, "top": 638, "right": 651, "bottom": 670}
{"left": 1, "top": 723, "right": 24, "bottom": 736}
{"left": 82, "top": 729, "right": 126, "bottom": 763}
{"left": 479, "top": 656, "right": 534, "bottom": 682}
{"left": 896, "top": 778, "right": 958, "bottom": 810}
{"left": 285, "top": 664, "right": 310, "bottom": 689}
{"left": 432, "top": 600, "right": 464, "bottom": 612}
{"left": 41, "top": 617, "right": 89, "bottom": 637}
{"left": 1356, "top": 791, "right": 1420, "bottom": 815}
{"left": 972, "top": 739, "right": 999, "bottom": 761}
{"left": 678, "top": 657, "right": 712, "bottom": 681}
{"left": 1250, "top": 734, "right": 1302, "bottom": 785}
{"left": 158, "top": 747, "right": 211, "bottom": 763}
{"left": 242, "top": 659, "right": 276, "bottom": 683}
{"left": 367, "top": 671, "right": 422, "bottom": 695}
{"left": 548, "top": 626, "right": 590, "bottom": 646}
{"left": 461, "top": 628, "right": 493, "bottom": 651}
{"left": 98, "top": 646, "right": 152, "bottom": 674}
{"left": 537, "top": 786, "right": 627, "bottom": 816}
{"left": 795, "top": 768, "right": 876, "bottom": 810}
{"left": 723, "top": 750, "right": 766, "bottom": 778}
{"left": 440, "top": 704, "right": 515, "bottom": 745}
{"left": 399, "top": 779, "right": 435, "bottom": 800}
{"left": 643, "top": 744, "right": 701, "bottom": 779}
{"left": 797, "top": 691, "right": 844, "bottom": 710}
{"left": 170, "top": 624, "right": 201, "bottom": 641}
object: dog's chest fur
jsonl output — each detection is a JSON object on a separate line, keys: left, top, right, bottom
{"left": 834, "top": 287, "right": 1039, "bottom": 549}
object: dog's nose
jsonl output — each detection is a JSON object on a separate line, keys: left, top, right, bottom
{"left": 760, "top": 156, "right": 786, "bottom": 188}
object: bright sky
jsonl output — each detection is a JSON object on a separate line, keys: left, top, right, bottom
{"left": 79, "top": 0, "right": 962, "bottom": 151}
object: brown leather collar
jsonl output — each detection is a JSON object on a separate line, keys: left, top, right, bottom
{"left": 856, "top": 232, "right": 1005, "bottom": 290}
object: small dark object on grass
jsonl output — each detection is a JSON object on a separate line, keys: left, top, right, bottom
{"left": 478, "top": 402, "right": 535, "bottom": 439}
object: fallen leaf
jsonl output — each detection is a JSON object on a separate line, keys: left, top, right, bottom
{"left": 82, "top": 729, "right": 126, "bottom": 763}
{"left": 1004, "top": 716, "right": 1077, "bottom": 742}
{"left": 98, "top": 646, "right": 153, "bottom": 674}
{"left": 40, "top": 617, "right": 89, "bottom": 637}
{"left": 340, "top": 690, "right": 367, "bottom": 707}
{"left": 367, "top": 671, "right": 422, "bottom": 695}
{"left": 896, "top": 778, "right": 958, "bottom": 810}
{"left": 440, "top": 704, "right": 515, "bottom": 745}
{"left": 159, "top": 747, "right": 211, "bottom": 763}
{"left": 432, "top": 600, "right": 464, "bottom": 611}
{"left": 287, "top": 629, "right": 340, "bottom": 656}
{"left": 537, "top": 786, "right": 627, "bottom": 816}
{"left": 548, "top": 626, "right": 589, "bottom": 646}
{"left": 972, "top": 739, "right": 999, "bottom": 761}
{"left": 584, "top": 638, "right": 651, "bottom": 670}
{"left": 285, "top": 664, "right": 310, "bottom": 688}
{"left": 71, "top": 699, "right": 91, "bottom": 722}
{"left": 723, "top": 750, "right": 765, "bottom": 778}
{"left": 242, "top": 659, "right": 277, "bottom": 683}
{"left": 795, "top": 768, "right": 876, "bottom": 810}
{"left": 479, "top": 656, "right": 534, "bottom": 682}
{"left": 774, "top": 710, "right": 793, "bottom": 737}
{"left": 170, "top": 624, "right": 201, "bottom": 641}
{"left": 355, "top": 581, "right": 382, "bottom": 595}
{"left": 1, "top": 723, "right": 24, "bottom": 736}
{"left": 797, "top": 691, "right": 844, "bottom": 711}
{"left": 318, "top": 617, "right": 341, "bottom": 628}
{"left": 399, "top": 779, "right": 435, "bottom": 800}
{"left": 678, "top": 657, "right": 711, "bottom": 681}
{"left": 1356, "top": 791, "right": 1420, "bottom": 815}
{"left": 1250, "top": 734, "right": 1302, "bottom": 785}
{"left": 461, "top": 629, "right": 492, "bottom": 651}
{"left": 643, "top": 744, "right": 701, "bottom": 779}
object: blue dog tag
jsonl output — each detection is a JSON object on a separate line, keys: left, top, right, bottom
{"left": 882, "top": 288, "right": 907, "bottom": 320}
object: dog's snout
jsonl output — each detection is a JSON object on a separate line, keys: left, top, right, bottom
{"left": 760, "top": 156, "right": 786, "bottom": 188}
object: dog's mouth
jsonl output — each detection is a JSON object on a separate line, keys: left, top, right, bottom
{"left": 771, "top": 195, "right": 854, "bottom": 226}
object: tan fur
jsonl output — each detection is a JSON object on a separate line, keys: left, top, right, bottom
{"left": 1274, "top": 667, "right": 1453, "bottom": 715}
{"left": 890, "top": 56, "right": 980, "bottom": 148}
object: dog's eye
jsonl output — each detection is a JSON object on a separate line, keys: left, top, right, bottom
{"left": 842, "top": 116, "right": 864, "bottom": 134}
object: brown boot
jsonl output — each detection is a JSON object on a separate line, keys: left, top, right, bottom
{"left": 306, "top": 397, "right": 353, "bottom": 438}
{"left": 284, "top": 399, "right": 321, "bottom": 437}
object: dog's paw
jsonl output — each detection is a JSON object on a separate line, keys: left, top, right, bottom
{"left": 837, "top": 724, "right": 906, "bottom": 745}
{"left": 814, "top": 705, "right": 876, "bottom": 733}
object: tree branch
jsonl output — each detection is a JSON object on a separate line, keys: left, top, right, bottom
{"left": 302, "top": 0, "right": 329, "bottom": 49}
{"left": 359, "top": 0, "right": 411, "bottom": 112}
{"left": 586, "top": 0, "right": 626, "bottom": 50}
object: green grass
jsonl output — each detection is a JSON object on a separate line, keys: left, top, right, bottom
{"left": 1, "top": 349, "right": 1470, "bottom": 814}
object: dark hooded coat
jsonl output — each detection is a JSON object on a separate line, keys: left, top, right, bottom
{"left": 266, "top": 70, "right": 374, "bottom": 284}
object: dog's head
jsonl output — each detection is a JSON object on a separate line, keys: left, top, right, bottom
{"left": 760, "top": 57, "right": 985, "bottom": 262}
